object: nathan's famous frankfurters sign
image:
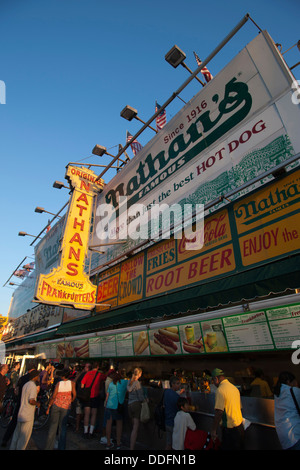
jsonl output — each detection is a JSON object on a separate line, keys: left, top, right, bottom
{"left": 96, "top": 168, "right": 300, "bottom": 312}
{"left": 90, "top": 31, "right": 300, "bottom": 270}
{"left": 35, "top": 167, "right": 104, "bottom": 310}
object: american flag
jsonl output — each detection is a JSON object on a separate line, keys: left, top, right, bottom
{"left": 155, "top": 101, "right": 167, "bottom": 131}
{"left": 126, "top": 131, "right": 143, "bottom": 156}
{"left": 193, "top": 51, "right": 213, "bottom": 83}
{"left": 13, "top": 269, "right": 28, "bottom": 278}
{"left": 46, "top": 219, "right": 51, "bottom": 233}
{"left": 24, "top": 262, "right": 35, "bottom": 271}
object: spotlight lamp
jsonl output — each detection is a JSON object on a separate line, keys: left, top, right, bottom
{"left": 165, "top": 45, "right": 186, "bottom": 68}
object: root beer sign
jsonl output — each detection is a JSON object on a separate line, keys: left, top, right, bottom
{"left": 35, "top": 166, "right": 104, "bottom": 310}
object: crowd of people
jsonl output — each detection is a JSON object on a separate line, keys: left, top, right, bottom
{"left": 0, "top": 359, "right": 299, "bottom": 451}
{"left": 0, "top": 360, "right": 149, "bottom": 451}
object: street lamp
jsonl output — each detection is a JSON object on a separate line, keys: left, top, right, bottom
{"left": 120, "top": 105, "right": 158, "bottom": 133}
{"left": 53, "top": 181, "right": 69, "bottom": 190}
{"left": 34, "top": 206, "right": 61, "bottom": 218}
{"left": 92, "top": 145, "right": 128, "bottom": 164}
{"left": 165, "top": 45, "right": 205, "bottom": 86}
{"left": 18, "top": 231, "right": 41, "bottom": 239}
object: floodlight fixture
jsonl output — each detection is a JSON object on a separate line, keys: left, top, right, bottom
{"left": 165, "top": 45, "right": 186, "bottom": 68}
{"left": 53, "top": 181, "right": 69, "bottom": 190}
{"left": 165, "top": 45, "right": 204, "bottom": 86}
{"left": 120, "top": 105, "right": 157, "bottom": 133}
{"left": 92, "top": 144, "right": 128, "bottom": 164}
{"left": 34, "top": 206, "right": 61, "bottom": 218}
{"left": 18, "top": 231, "right": 41, "bottom": 239}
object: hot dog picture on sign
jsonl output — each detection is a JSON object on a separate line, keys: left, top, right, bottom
{"left": 178, "top": 322, "right": 205, "bottom": 354}
{"left": 149, "top": 326, "right": 181, "bottom": 355}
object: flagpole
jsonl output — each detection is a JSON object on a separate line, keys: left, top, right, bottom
{"left": 95, "top": 13, "right": 250, "bottom": 181}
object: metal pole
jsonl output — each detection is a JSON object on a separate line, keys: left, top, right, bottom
{"left": 95, "top": 13, "right": 250, "bottom": 181}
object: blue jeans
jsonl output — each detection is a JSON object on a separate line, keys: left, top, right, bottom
{"left": 45, "top": 404, "right": 70, "bottom": 450}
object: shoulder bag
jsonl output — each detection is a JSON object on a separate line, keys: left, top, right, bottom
{"left": 78, "top": 371, "right": 99, "bottom": 403}
{"left": 290, "top": 387, "right": 300, "bottom": 416}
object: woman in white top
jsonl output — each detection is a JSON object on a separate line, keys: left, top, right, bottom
{"left": 274, "top": 371, "right": 300, "bottom": 450}
{"left": 45, "top": 368, "right": 76, "bottom": 450}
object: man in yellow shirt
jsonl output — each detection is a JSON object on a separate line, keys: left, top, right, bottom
{"left": 211, "top": 368, "right": 244, "bottom": 450}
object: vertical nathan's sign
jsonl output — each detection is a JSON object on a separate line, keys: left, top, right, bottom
{"left": 35, "top": 166, "right": 104, "bottom": 310}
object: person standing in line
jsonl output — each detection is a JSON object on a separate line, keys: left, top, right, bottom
{"left": 9, "top": 362, "right": 20, "bottom": 391}
{"left": 9, "top": 370, "right": 40, "bottom": 450}
{"left": 1, "top": 361, "right": 37, "bottom": 448}
{"left": 45, "top": 368, "right": 76, "bottom": 450}
{"left": 163, "top": 375, "right": 185, "bottom": 450}
{"left": 211, "top": 368, "right": 244, "bottom": 450}
{"left": 172, "top": 397, "right": 196, "bottom": 450}
{"left": 74, "top": 362, "right": 91, "bottom": 433}
{"left": 127, "top": 367, "right": 144, "bottom": 450}
{"left": 80, "top": 361, "right": 102, "bottom": 438}
{"left": 104, "top": 370, "right": 128, "bottom": 450}
{"left": 274, "top": 371, "right": 300, "bottom": 450}
{"left": 0, "top": 364, "right": 10, "bottom": 407}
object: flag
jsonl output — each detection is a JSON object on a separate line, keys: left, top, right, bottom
{"left": 126, "top": 131, "right": 143, "bottom": 156}
{"left": 23, "top": 262, "right": 35, "bottom": 271}
{"left": 193, "top": 51, "right": 213, "bottom": 83}
{"left": 46, "top": 219, "right": 51, "bottom": 233}
{"left": 155, "top": 102, "right": 167, "bottom": 131}
{"left": 13, "top": 269, "right": 27, "bottom": 278}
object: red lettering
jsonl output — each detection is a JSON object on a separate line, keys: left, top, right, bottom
{"left": 66, "top": 262, "right": 78, "bottom": 276}
{"left": 77, "top": 192, "right": 89, "bottom": 205}
{"left": 73, "top": 217, "right": 85, "bottom": 231}
{"left": 69, "top": 232, "right": 83, "bottom": 246}
{"left": 76, "top": 204, "right": 88, "bottom": 216}
{"left": 68, "top": 246, "right": 80, "bottom": 261}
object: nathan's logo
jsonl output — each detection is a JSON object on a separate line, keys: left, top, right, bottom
{"left": 234, "top": 181, "right": 300, "bottom": 225}
{"left": 35, "top": 166, "right": 104, "bottom": 310}
{"left": 105, "top": 77, "right": 252, "bottom": 211}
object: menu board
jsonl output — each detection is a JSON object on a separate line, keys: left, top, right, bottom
{"left": 266, "top": 304, "right": 300, "bottom": 349}
{"left": 37, "top": 302, "right": 300, "bottom": 359}
{"left": 223, "top": 311, "right": 274, "bottom": 351}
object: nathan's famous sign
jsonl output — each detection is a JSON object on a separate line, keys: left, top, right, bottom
{"left": 35, "top": 167, "right": 104, "bottom": 310}
{"left": 90, "top": 31, "right": 300, "bottom": 270}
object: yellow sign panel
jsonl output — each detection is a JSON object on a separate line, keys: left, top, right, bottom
{"left": 0, "top": 315, "right": 8, "bottom": 341}
{"left": 35, "top": 167, "right": 104, "bottom": 310}
{"left": 97, "top": 265, "right": 120, "bottom": 311}
{"left": 118, "top": 253, "right": 144, "bottom": 305}
{"left": 239, "top": 212, "right": 300, "bottom": 266}
{"left": 234, "top": 169, "right": 300, "bottom": 235}
{"left": 146, "top": 244, "right": 235, "bottom": 298}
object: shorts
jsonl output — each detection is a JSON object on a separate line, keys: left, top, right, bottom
{"left": 165, "top": 425, "right": 174, "bottom": 447}
{"left": 106, "top": 407, "right": 122, "bottom": 421}
{"left": 128, "top": 401, "right": 142, "bottom": 420}
{"left": 83, "top": 396, "right": 101, "bottom": 409}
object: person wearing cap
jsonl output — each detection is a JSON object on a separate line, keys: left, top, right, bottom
{"left": 211, "top": 368, "right": 244, "bottom": 450}
{"left": 10, "top": 369, "right": 40, "bottom": 450}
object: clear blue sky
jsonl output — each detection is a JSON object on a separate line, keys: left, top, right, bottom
{"left": 0, "top": 0, "right": 299, "bottom": 317}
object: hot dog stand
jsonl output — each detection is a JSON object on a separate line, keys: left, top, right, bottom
{"left": 3, "top": 28, "right": 300, "bottom": 450}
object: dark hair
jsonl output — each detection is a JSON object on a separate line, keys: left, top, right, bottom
{"left": 177, "top": 397, "right": 188, "bottom": 410}
{"left": 56, "top": 368, "right": 71, "bottom": 379}
{"left": 274, "top": 371, "right": 296, "bottom": 397}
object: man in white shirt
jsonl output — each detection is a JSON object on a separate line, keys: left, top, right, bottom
{"left": 10, "top": 369, "right": 40, "bottom": 450}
